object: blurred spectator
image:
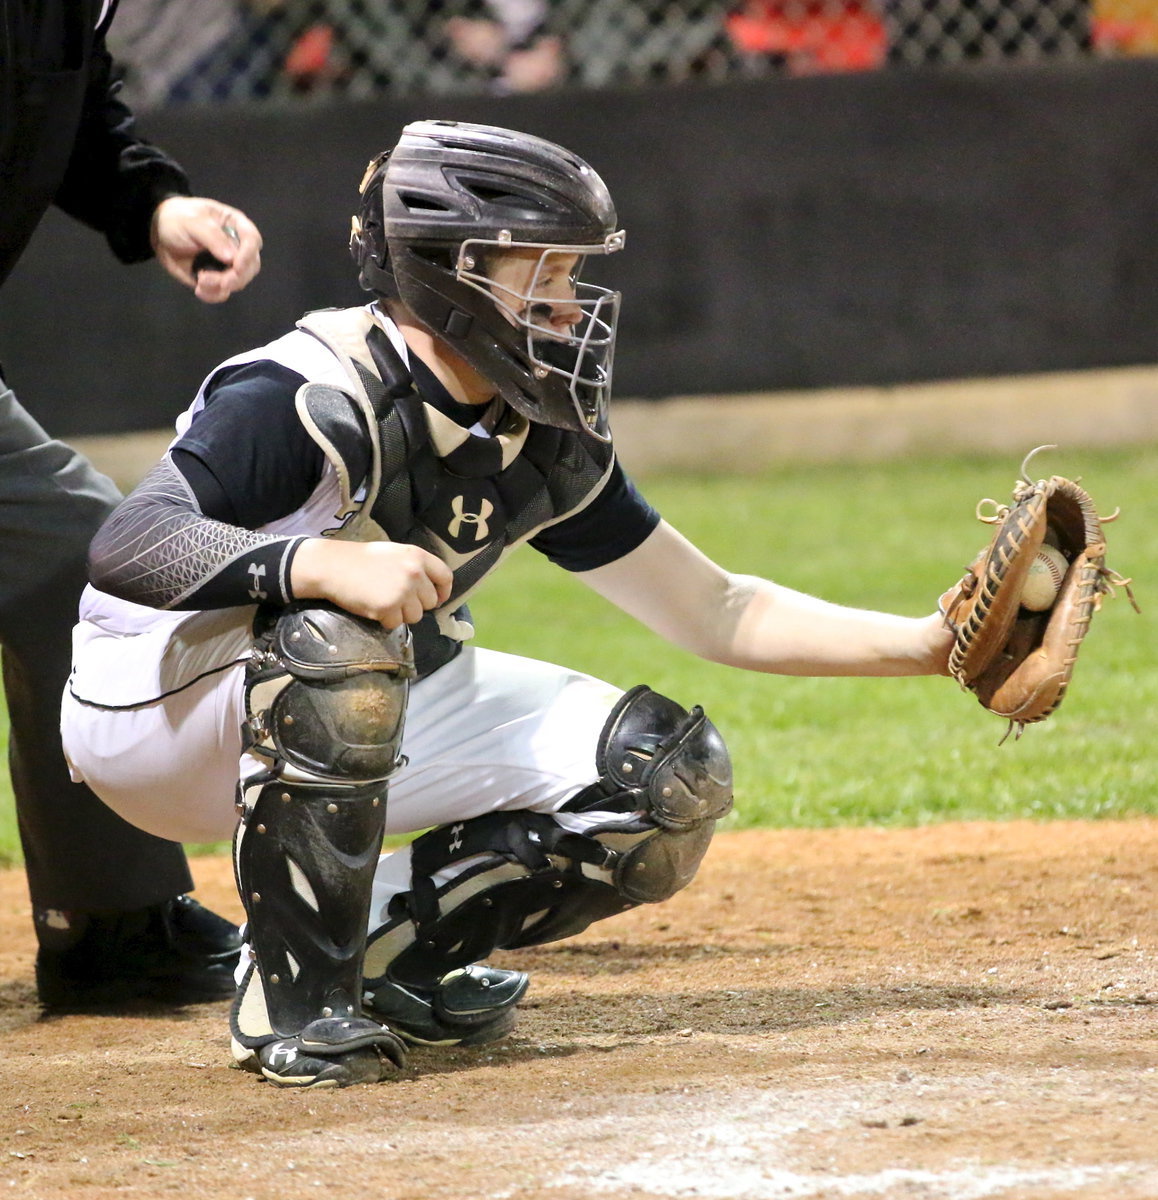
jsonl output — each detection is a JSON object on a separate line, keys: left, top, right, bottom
{"left": 1093, "top": 0, "right": 1158, "bottom": 53}
{"left": 569, "top": 0, "right": 742, "bottom": 87}
{"left": 107, "top": 0, "right": 1104, "bottom": 109}
{"left": 277, "top": 0, "right": 565, "bottom": 98}
{"left": 442, "top": 0, "right": 567, "bottom": 93}
{"left": 276, "top": 1, "right": 397, "bottom": 96}
{"left": 881, "top": 0, "right": 1092, "bottom": 64}
{"left": 726, "top": 0, "right": 886, "bottom": 73}
{"left": 106, "top": 0, "right": 286, "bottom": 108}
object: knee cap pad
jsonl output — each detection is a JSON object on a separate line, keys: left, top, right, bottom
{"left": 613, "top": 822, "right": 717, "bottom": 905}
{"left": 579, "top": 685, "right": 734, "bottom": 902}
{"left": 597, "top": 685, "right": 734, "bottom": 830}
{"left": 245, "top": 602, "right": 414, "bottom": 782}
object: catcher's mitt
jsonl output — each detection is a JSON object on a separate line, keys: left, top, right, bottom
{"left": 941, "top": 446, "right": 1137, "bottom": 741}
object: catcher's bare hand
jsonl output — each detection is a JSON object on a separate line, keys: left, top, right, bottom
{"left": 290, "top": 539, "right": 454, "bottom": 629}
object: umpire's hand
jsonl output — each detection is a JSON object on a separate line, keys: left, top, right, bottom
{"left": 150, "top": 196, "right": 263, "bottom": 303}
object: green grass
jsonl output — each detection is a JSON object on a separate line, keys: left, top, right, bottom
{"left": 1, "top": 445, "right": 1154, "bottom": 867}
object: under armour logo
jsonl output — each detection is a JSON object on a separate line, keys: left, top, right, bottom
{"left": 266, "top": 1041, "right": 299, "bottom": 1067}
{"left": 447, "top": 495, "right": 493, "bottom": 542}
{"left": 449, "top": 823, "right": 464, "bottom": 853}
{"left": 247, "top": 562, "right": 268, "bottom": 601}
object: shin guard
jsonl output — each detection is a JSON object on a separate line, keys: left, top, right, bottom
{"left": 230, "top": 604, "right": 413, "bottom": 1081}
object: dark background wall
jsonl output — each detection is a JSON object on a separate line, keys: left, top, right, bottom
{"left": 3, "top": 57, "right": 1158, "bottom": 436}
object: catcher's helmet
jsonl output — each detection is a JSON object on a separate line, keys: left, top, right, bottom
{"left": 350, "top": 120, "right": 625, "bottom": 441}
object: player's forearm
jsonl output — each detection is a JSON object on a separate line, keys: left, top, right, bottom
{"left": 88, "top": 458, "right": 303, "bottom": 610}
{"left": 579, "top": 521, "right": 951, "bottom": 677}
{"left": 722, "top": 575, "right": 952, "bottom": 677}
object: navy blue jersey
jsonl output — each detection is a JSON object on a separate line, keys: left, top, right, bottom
{"left": 173, "top": 355, "right": 660, "bottom": 573}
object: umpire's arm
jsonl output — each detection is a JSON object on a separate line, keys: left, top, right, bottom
{"left": 52, "top": 24, "right": 191, "bottom": 265}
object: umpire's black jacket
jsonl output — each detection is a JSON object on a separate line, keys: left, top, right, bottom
{"left": 0, "top": 0, "right": 190, "bottom": 291}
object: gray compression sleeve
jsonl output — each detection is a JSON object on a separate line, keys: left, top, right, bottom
{"left": 88, "top": 456, "right": 306, "bottom": 610}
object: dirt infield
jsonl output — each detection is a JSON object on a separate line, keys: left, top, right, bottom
{"left": 2, "top": 820, "right": 1157, "bottom": 1200}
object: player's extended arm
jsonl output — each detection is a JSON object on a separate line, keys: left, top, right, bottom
{"left": 576, "top": 521, "right": 951, "bottom": 677}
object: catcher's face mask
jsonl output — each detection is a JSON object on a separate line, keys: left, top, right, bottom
{"left": 456, "top": 232, "right": 624, "bottom": 441}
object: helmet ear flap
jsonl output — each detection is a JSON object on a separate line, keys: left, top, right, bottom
{"left": 351, "top": 154, "right": 399, "bottom": 298}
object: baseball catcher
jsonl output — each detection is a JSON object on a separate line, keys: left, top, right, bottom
{"left": 63, "top": 120, "right": 956, "bottom": 1089}
{"left": 941, "top": 445, "right": 1137, "bottom": 740}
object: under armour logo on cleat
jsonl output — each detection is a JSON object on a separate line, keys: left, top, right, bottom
{"left": 449, "top": 823, "right": 464, "bottom": 853}
{"left": 266, "top": 1042, "right": 299, "bottom": 1067}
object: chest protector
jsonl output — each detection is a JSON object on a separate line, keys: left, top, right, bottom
{"left": 293, "top": 308, "right": 615, "bottom": 676}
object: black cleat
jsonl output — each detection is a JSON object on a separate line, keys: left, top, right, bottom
{"left": 232, "top": 1018, "right": 408, "bottom": 1089}
{"left": 36, "top": 895, "right": 242, "bottom": 1012}
{"left": 363, "top": 964, "right": 529, "bottom": 1046}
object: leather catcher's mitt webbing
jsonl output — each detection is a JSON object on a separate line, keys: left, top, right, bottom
{"left": 942, "top": 447, "right": 1138, "bottom": 741}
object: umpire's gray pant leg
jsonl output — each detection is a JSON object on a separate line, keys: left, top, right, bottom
{"left": 0, "top": 377, "right": 194, "bottom": 915}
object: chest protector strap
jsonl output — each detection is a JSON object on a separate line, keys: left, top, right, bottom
{"left": 293, "top": 309, "right": 468, "bottom": 676}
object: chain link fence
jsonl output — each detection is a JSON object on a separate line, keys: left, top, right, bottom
{"left": 108, "top": 0, "right": 1158, "bottom": 109}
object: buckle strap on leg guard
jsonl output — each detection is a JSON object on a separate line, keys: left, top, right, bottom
{"left": 365, "top": 687, "right": 732, "bottom": 1015}
{"left": 363, "top": 809, "right": 645, "bottom": 991}
{"left": 361, "top": 817, "right": 540, "bottom": 1045}
{"left": 404, "top": 810, "right": 608, "bottom": 927}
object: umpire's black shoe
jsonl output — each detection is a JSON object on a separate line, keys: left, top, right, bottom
{"left": 363, "top": 965, "right": 529, "bottom": 1047}
{"left": 35, "top": 895, "right": 242, "bottom": 1012}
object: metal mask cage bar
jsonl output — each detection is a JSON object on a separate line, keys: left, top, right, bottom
{"left": 453, "top": 233, "right": 624, "bottom": 439}
{"left": 454, "top": 232, "right": 625, "bottom": 320}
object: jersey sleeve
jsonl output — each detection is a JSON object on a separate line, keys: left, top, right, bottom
{"left": 87, "top": 456, "right": 306, "bottom": 612}
{"left": 529, "top": 461, "right": 661, "bottom": 572}
{"left": 87, "top": 360, "right": 330, "bottom": 612}
{"left": 171, "top": 360, "right": 327, "bottom": 527}
{"left": 53, "top": 28, "right": 191, "bottom": 264}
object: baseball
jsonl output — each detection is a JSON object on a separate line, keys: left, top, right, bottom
{"left": 1021, "top": 544, "right": 1068, "bottom": 611}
